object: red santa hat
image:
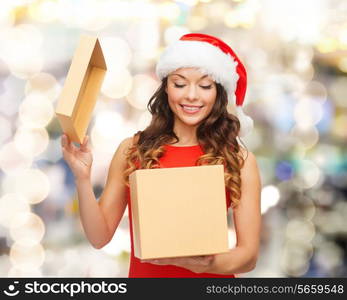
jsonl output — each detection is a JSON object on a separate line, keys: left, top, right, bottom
{"left": 155, "top": 33, "right": 253, "bottom": 137}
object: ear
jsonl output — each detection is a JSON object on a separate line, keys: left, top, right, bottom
{"left": 165, "top": 86, "right": 168, "bottom": 94}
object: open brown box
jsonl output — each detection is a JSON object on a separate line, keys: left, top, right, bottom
{"left": 55, "top": 35, "right": 107, "bottom": 144}
{"left": 129, "top": 164, "right": 229, "bottom": 259}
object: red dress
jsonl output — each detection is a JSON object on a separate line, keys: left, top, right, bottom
{"left": 126, "top": 144, "right": 235, "bottom": 278}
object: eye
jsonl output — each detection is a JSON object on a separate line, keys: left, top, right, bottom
{"left": 174, "top": 83, "right": 185, "bottom": 88}
{"left": 200, "top": 85, "right": 212, "bottom": 89}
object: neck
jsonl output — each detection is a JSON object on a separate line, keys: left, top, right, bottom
{"left": 172, "top": 117, "right": 199, "bottom": 145}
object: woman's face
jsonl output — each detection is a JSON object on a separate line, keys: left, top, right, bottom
{"left": 165, "top": 67, "right": 217, "bottom": 127}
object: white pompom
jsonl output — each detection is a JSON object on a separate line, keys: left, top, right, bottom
{"left": 235, "top": 106, "right": 254, "bottom": 137}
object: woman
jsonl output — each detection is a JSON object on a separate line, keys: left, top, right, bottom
{"left": 61, "top": 33, "right": 261, "bottom": 277}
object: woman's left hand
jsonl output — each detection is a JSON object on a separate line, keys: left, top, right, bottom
{"left": 141, "top": 255, "right": 215, "bottom": 274}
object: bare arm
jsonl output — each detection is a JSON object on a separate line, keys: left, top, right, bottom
{"left": 62, "top": 134, "right": 133, "bottom": 249}
{"left": 207, "top": 150, "right": 262, "bottom": 274}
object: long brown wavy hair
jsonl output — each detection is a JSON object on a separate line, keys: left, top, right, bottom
{"left": 123, "top": 76, "right": 248, "bottom": 208}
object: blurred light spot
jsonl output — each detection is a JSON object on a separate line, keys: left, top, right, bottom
{"left": 187, "top": 15, "right": 207, "bottom": 31}
{"left": 261, "top": 185, "right": 280, "bottom": 214}
{"left": 15, "top": 168, "right": 50, "bottom": 204}
{"left": 9, "top": 242, "right": 45, "bottom": 271}
{"left": 294, "top": 159, "right": 322, "bottom": 189}
{"left": 293, "top": 48, "right": 314, "bottom": 73}
{"left": 314, "top": 241, "right": 343, "bottom": 272}
{"left": 126, "top": 74, "right": 159, "bottom": 110}
{"left": 9, "top": 212, "right": 45, "bottom": 247}
{"left": 25, "top": 72, "right": 61, "bottom": 102}
{"left": 294, "top": 98, "right": 323, "bottom": 128}
{"left": 0, "top": 5, "right": 15, "bottom": 27}
{"left": 304, "top": 81, "right": 327, "bottom": 103}
{"left": 177, "top": 0, "right": 199, "bottom": 5}
{"left": 1, "top": 24, "right": 44, "bottom": 79}
{"left": 329, "top": 77, "right": 347, "bottom": 108}
{"left": 316, "top": 37, "right": 339, "bottom": 53}
{"left": 0, "top": 193, "right": 31, "bottom": 228}
{"left": 280, "top": 240, "right": 312, "bottom": 277}
{"left": 332, "top": 113, "right": 347, "bottom": 139}
{"left": 100, "top": 37, "right": 132, "bottom": 69}
{"left": 136, "top": 110, "right": 152, "bottom": 131}
{"left": 18, "top": 93, "right": 54, "bottom": 128}
{"left": 275, "top": 161, "right": 294, "bottom": 181}
{"left": 14, "top": 127, "right": 49, "bottom": 158}
{"left": 261, "top": 0, "right": 326, "bottom": 44}
{"left": 101, "top": 68, "right": 132, "bottom": 99}
{"left": 0, "top": 116, "right": 12, "bottom": 146}
{"left": 91, "top": 111, "right": 129, "bottom": 154}
{"left": 337, "top": 57, "right": 347, "bottom": 73}
{"left": 286, "top": 219, "right": 315, "bottom": 242}
{"left": 290, "top": 125, "right": 319, "bottom": 149}
{"left": 28, "top": 1, "right": 58, "bottom": 23}
{"left": 159, "top": 2, "right": 180, "bottom": 21}
{"left": 0, "top": 142, "right": 32, "bottom": 174}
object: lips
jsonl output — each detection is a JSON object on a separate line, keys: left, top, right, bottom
{"left": 180, "top": 104, "right": 203, "bottom": 114}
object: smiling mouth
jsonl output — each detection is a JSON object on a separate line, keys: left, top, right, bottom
{"left": 180, "top": 104, "right": 204, "bottom": 113}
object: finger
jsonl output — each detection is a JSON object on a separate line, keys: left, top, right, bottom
{"left": 62, "top": 133, "right": 73, "bottom": 151}
{"left": 80, "top": 135, "right": 89, "bottom": 152}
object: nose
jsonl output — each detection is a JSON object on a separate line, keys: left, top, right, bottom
{"left": 185, "top": 85, "right": 199, "bottom": 102}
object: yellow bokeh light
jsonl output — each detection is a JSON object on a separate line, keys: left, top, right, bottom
{"left": 316, "top": 37, "right": 339, "bottom": 53}
{"left": 18, "top": 93, "right": 54, "bottom": 128}
{"left": 337, "top": 57, "right": 347, "bottom": 73}
{"left": 28, "top": 1, "right": 58, "bottom": 23}
{"left": 187, "top": 15, "right": 208, "bottom": 31}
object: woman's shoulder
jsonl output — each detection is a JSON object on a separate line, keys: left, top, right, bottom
{"left": 119, "top": 133, "right": 140, "bottom": 149}
{"left": 238, "top": 146, "right": 259, "bottom": 177}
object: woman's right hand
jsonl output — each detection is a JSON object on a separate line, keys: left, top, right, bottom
{"left": 61, "top": 133, "right": 93, "bottom": 180}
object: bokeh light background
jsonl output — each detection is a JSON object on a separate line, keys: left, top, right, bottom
{"left": 0, "top": 0, "right": 346, "bottom": 277}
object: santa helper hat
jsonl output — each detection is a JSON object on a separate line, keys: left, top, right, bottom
{"left": 155, "top": 33, "right": 254, "bottom": 137}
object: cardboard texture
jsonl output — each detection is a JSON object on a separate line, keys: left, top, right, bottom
{"left": 55, "top": 35, "right": 107, "bottom": 144}
{"left": 129, "top": 165, "right": 229, "bottom": 259}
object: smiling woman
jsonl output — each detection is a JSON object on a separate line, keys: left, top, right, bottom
{"left": 165, "top": 68, "right": 217, "bottom": 131}
{"left": 61, "top": 33, "right": 261, "bottom": 278}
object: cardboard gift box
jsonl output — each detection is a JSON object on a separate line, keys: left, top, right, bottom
{"left": 129, "top": 164, "right": 229, "bottom": 259}
{"left": 55, "top": 35, "right": 107, "bottom": 144}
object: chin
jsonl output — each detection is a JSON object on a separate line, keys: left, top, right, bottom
{"left": 177, "top": 115, "right": 204, "bottom": 127}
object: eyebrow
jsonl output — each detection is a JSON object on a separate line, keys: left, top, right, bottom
{"left": 170, "top": 73, "right": 209, "bottom": 80}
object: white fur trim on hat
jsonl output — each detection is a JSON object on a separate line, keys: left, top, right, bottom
{"left": 155, "top": 40, "right": 239, "bottom": 103}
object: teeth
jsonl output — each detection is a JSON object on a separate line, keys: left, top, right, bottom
{"left": 182, "top": 105, "right": 201, "bottom": 111}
